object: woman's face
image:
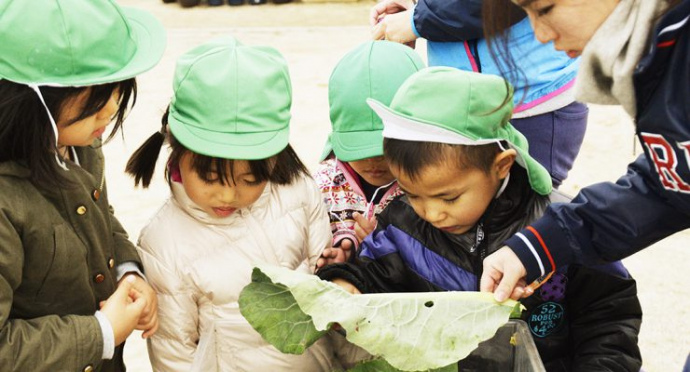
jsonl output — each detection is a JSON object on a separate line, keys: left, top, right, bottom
{"left": 517, "top": 0, "right": 620, "bottom": 58}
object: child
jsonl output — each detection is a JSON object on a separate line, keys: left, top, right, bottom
{"left": 314, "top": 40, "right": 424, "bottom": 265}
{"left": 0, "top": 1, "right": 165, "bottom": 371}
{"left": 317, "top": 68, "right": 643, "bottom": 371}
{"left": 126, "top": 37, "right": 340, "bottom": 372}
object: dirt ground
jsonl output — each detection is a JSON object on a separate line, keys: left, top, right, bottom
{"left": 111, "top": 1, "right": 690, "bottom": 371}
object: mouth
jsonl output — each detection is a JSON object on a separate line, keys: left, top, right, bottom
{"left": 212, "top": 206, "right": 236, "bottom": 217}
{"left": 365, "top": 170, "right": 387, "bottom": 177}
{"left": 92, "top": 127, "right": 107, "bottom": 138}
{"left": 566, "top": 50, "right": 581, "bottom": 58}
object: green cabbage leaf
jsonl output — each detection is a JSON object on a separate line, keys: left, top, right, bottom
{"left": 239, "top": 264, "right": 522, "bottom": 372}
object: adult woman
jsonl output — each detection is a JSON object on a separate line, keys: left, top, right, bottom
{"left": 479, "top": 0, "right": 689, "bottom": 304}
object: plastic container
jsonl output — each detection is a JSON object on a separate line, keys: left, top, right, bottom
{"left": 458, "top": 319, "right": 545, "bottom": 371}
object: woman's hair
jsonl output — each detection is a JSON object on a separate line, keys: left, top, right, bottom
{"left": 126, "top": 107, "right": 309, "bottom": 188}
{"left": 383, "top": 138, "right": 502, "bottom": 182}
{"left": 0, "top": 78, "right": 137, "bottom": 188}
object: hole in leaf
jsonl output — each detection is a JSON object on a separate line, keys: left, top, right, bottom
{"left": 424, "top": 301, "right": 434, "bottom": 308}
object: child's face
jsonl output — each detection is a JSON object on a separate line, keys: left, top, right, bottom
{"left": 348, "top": 156, "right": 396, "bottom": 187}
{"left": 392, "top": 154, "right": 513, "bottom": 235}
{"left": 179, "top": 153, "right": 268, "bottom": 218}
{"left": 57, "top": 88, "right": 120, "bottom": 148}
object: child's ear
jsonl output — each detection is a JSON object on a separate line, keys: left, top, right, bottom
{"left": 493, "top": 149, "right": 517, "bottom": 179}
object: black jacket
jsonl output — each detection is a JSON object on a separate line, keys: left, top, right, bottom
{"left": 319, "top": 167, "right": 642, "bottom": 371}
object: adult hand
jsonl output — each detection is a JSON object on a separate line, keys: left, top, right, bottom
{"left": 100, "top": 275, "right": 147, "bottom": 345}
{"left": 372, "top": 10, "right": 418, "bottom": 47}
{"left": 122, "top": 274, "right": 159, "bottom": 338}
{"left": 316, "top": 238, "right": 355, "bottom": 269}
{"left": 480, "top": 246, "right": 532, "bottom": 302}
{"left": 352, "top": 212, "right": 376, "bottom": 242}
{"left": 369, "top": 0, "right": 415, "bottom": 26}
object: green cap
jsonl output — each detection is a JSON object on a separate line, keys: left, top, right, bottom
{"left": 168, "top": 37, "right": 292, "bottom": 160}
{"left": 0, "top": 0, "right": 166, "bottom": 86}
{"left": 322, "top": 40, "right": 425, "bottom": 162}
{"left": 368, "top": 67, "right": 552, "bottom": 195}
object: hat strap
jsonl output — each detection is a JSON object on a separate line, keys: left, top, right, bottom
{"left": 28, "top": 84, "right": 68, "bottom": 171}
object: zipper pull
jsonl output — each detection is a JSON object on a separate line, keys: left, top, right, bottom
{"left": 470, "top": 223, "right": 484, "bottom": 253}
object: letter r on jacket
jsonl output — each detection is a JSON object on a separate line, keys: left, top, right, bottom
{"left": 641, "top": 133, "right": 690, "bottom": 193}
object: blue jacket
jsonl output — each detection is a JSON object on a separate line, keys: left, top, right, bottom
{"left": 505, "top": 0, "right": 690, "bottom": 283}
{"left": 413, "top": 0, "right": 578, "bottom": 112}
{"left": 318, "top": 167, "right": 642, "bottom": 371}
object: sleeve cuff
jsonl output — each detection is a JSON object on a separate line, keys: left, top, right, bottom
{"left": 504, "top": 226, "right": 559, "bottom": 283}
{"left": 116, "top": 261, "right": 146, "bottom": 282}
{"left": 94, "top": 311, "right": 115, "bottom": 360}
{"left": 411, "top": 6, "right": 421, "bottom": 38}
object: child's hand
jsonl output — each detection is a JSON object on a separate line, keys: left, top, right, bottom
{"left": 332, "top": 278, "right": 361, "bottom": 295}
{"left": 316, "top": 239, "right": 354, "bottom": 269}
{"left": 352, "top": 212, "right": 376, "bottom": 242}
{"left": 100, "top": 275, "right": 147, "bottom": 345}
{"left": 121, "top": 274, "right": 159, "bottom": 338}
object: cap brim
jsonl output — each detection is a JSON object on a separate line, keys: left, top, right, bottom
{"left": 368, "top": 99, "right": 494, "bottom": 146}
{"left": 65, "top": 7, "right": 166, "bottom": 86}
{"left": 369, "top": 99, "right": 553, "bottom": 195}
{"left": 169, "top": 114, "right": 289, "bottom": 160}
{"left": 330, "top": 129, "right": 384, "bottom": 162}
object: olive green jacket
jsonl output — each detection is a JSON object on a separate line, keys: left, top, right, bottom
{"left": 0, "top": 144, "right": 141, "bottom": 372}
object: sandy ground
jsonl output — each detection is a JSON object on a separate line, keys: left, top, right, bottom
{"left": 108, "top": 1, "right": 690, "bottom": 371}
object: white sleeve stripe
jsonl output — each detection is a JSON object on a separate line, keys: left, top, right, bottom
{"left": 658, "top": 15, "right": 689, "bottom": 37}
{"left": 516, "top": 232, "right": 545, "bottom": 276}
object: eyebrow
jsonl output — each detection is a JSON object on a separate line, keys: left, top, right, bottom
{"left": 399, "top": 185, "right": 459, "bottom": 198}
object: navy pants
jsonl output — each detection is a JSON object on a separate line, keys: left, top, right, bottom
{"left": 511, "top": 101, "right": 589, "bottom": 188}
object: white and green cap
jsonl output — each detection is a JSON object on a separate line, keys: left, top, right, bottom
{"left": 168, "top": 37, "right": 292, "bottom": 160}
{"left": 368, "top": 67, "right": 552, "bottom": 195}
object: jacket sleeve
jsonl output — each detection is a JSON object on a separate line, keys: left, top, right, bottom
{"left": 564, "top": 265, "right": 642, "bottom": 371}
{"left": 413, "top": 0, "right": 484, "bottom": 41}
{"left": 317, "top": 211, "right": 435, "bottom": 294}
{"left": 504, "top": 155, "right": 690, "bottom": 282}
{"left": 304, "top": 176, "right": 334, "bottom": 269}
{"left": 0, "top": 209, "right": 104, "bottom": 371}
{"left": 137, "top": 244, "right": 200, "bottom": 372}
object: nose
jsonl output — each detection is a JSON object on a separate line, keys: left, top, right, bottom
{"left": 421, "top": 203, "right": 445, "bottom": 225}
{"left": 530, "top": 16, "right": 557, "bottom": 44}
{"left": 218, "top": 185, "right": 237, "bottom": 204}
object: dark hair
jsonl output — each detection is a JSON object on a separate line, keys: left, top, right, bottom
{"left": 383, "top": 138, "right": 502, "bottom": 182}
{"left": 0, "top": 78, "right": 137, "bottom": 188}
{"left": 126, "top": 106, "right": 309, "bottom": 188}
{"left": 482, "top": 0, "right": 529, "bottom": 101}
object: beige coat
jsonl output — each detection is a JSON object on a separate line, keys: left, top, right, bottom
{"left": 138, "top": 174, "right": 340, "bottom": 372}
